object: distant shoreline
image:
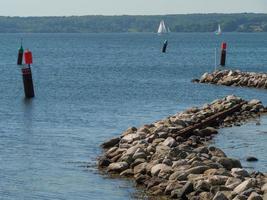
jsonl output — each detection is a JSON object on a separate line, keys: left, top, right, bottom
{"left": 2, "top": 32, "right": 267, "bottom": 34}
{"left": 0, "top": 13, "right": 267, "bottom": 33}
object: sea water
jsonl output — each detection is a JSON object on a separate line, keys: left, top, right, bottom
{"left": 0, "top": 33, "right": 267, "bottom": 200}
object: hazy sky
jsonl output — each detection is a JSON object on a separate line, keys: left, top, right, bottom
{"left": 3, "top": 0, "right": 267, "bottom": 16}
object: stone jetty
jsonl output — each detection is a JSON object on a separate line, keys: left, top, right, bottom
{"left": 196, "top": 70, "right": 267, "bottom": 89}
{"left": 98, "top": 96, "right": 267, "bottom": 200}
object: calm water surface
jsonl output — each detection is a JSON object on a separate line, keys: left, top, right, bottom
{"left": 0, "top": 33, "right": 267, "bottom": 200}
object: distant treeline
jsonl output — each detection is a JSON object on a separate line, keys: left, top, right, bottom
{"left": 1, "top": 13, "right": 267, "bottom": 33}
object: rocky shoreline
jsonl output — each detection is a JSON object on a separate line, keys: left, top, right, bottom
{"left": 195, "top": 70, "right": 267, "bottom": 89}
{"left": 98, "top": 96, "right": 267, "bottom": 200}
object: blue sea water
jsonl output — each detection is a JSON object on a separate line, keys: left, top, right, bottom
{"left": 0, "top": 33, "right": 267, "bottom": 200}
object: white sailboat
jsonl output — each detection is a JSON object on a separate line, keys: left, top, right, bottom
{"left": 215, "top": 24, "right": 222, "bottom": 35}
{"left": 158, "top": 20, "right": 170, "bottom": 34}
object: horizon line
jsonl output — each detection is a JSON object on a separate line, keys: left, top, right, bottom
{"left": 1, "top": 12, "right": 267, "bottom": 18}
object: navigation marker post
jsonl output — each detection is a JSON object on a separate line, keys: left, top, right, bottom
{"left": 162, "top": 40, "right": 168, "bottom": 53}
{"left": 220, "top": 42, "right": 227, "bottom": 66}
{"left": 17, "top": 42, "right": 35, "bottom": 98}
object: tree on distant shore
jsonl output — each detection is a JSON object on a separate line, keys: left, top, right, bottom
{"left": 0, "top": 13, "right": 267, "bottom": 33}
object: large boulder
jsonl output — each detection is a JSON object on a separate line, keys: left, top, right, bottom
{"left": 171, "top": 181, "right": 194, "bottom": 199}
{"left": 120, "top": 134, "right": 140, "bottom": 143}
{"left": 225, "top": 177, "right": 242, "bottom": 190}
{"left": 133, "top": 162, "right": 147, "bottom": 175}
{"left": 234, "top": 178, "right": 257, "bottom": 194}
{"left": 200, "top": 72, "right": 209, "bottom": 82}
{"left": 197, "top": 127, "right": 218, "bottom": 137}
{"left": 213, "top": 191, "right": 229, "bottom": 200}
{"left": 194, "top": 180, "right": 211, "bottom": 192}
{"left": 207, "top": 175, "right": 229, "bottom": 186}
{"left": 162, "top": 137, "right": 177, "bottom": 147}
{"left": 231, "top": 168, "right": 249, "bottom": 178}
{"left": 248, "top": 99, "right": 262, "bottom": 106}
{"left": 98, "top": 156, "right": 111, "bottom": 167}
{"left": 107, "top": 162, "right": 129, "bottom": 173}
{"left": 101, "top": 137, "right": 120, "bottom": 148}
{"left": 217, "top": 157, "right": 242, "bottom": 170}
{"left": 247, "top": 192, "right": 263, "bottom": 200}
{"left": 151, "top": 164, "right": 171, "bottom": 177}
{"left": 185, "top": 165, "right": 210, "bottom": 174}
{"left": 164, "top": 181, "right": 183, "bottom": 195}
{"left": 122, "top": 126, "right": 137, "bottom": 136}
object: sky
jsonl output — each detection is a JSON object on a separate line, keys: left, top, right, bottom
{"left": 2, "top": 0, "right": 267, "bottom": 16}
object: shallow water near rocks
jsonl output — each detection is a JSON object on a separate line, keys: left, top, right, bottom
{"left": 0, "top": 33, "right": 267, "bottom": 199}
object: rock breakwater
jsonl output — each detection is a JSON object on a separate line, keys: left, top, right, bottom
{"left": 196, "top": 70, "right": 267, "bottom": 89}
{"left": 98, "top": 96, "right": 267, "bottom": 200}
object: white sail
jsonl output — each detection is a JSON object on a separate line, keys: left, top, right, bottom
{"left": 158, "top": 20, "right": 168, "bottom": 34}
{"left": 215, "top": 24, "right": 222, "bottom": 35}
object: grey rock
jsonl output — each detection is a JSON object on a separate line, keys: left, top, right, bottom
{"left": 207, "top": 175, "right": 229, "bottom": 186}
{"left": 162, "top": 158, "right": 172, "bottom": 166}
{"left": 213, "top": 191, "right": 229, "bottom": 200}
{"left": 231, "top": 168, "right": 249, "bottom": 177}
{"left": 261, "top": 183, "right": 267, "bottom": 192}
{"left": 234, "top": 178, "right": 256, "bottom": 194}
{"left": 217, "top": 157, "right": 242, "bottom": 170}
{"left": 241, "top": 188, "right": 257, "bottom": 197}
{"left": 124, "top": 145, "right": 140, "bottom": 156}
{"left": 132, "top": 151, "right": 147, "bottom": 160}
{"left": 164, "top": 181, "right": 182, "bottom": 195}
{"left": 209, "top": 147, "right": 227, "bottom": 157}
{"left": 101, "top": 137, "right": 120, "bottom": 148}
{"left": 162, "top": 137, "right": 177, "bottom": 147}
{"left": 133, "top": 163, "right": 147, "bottom": 175}
{"left": 186, "top": 166, "right": 210, "bottom": 174}
{"left": 199, "top": 192, "right": 214, "bottom": 200}
{"left": 120, "top": 169, "right": 134, "bottom": 177}
{"left": 131, "top": 158, "right": 146, "bottom": 168}
{"left": 158, "top": 166, "right": 173, "bottom": 179}
{"left": 194, "top": 146, "right": 209, "bottom": 154}
{"left": 233, "top": 195, "right": 248, "bottom": 200}
{"left": 171, "top": 181, "right": 194, "bottom": 199}
{"left": 157, "top": 131, "right": 168, "bottom": 139}
{"left": 248, "top": 99, "right": 262, "bottom": 105}
{"left": 169, "top": 170, "right": 189, "bottom": 181}
{"left": 107, "top": 162, "right": 129, "bottom": 173}
{"left": 172, "top": 159, "right": 188, "bottom": 168}
{"left": 194, "top": 180, "right": 211, "bottom": 192}
{"left": 122, "top": 126, "right": 137, "bottom": 136}
{"left": 198, "top": 127, "right": 218, "bottom": 137}
{"left": 98, "top": 157, "right": 111, "bottom": 167}
{"left": 134, "top": 174, "right": 148, "bottom": 185}
{"left": 121, "top": 134, "right": 140, "bottom": 143}
{"left": 151, "top": 164, "right": 171, "bottom": 177}
{"left": 180, "top": 181, "right": 194, "bottom": 199}
{"left": 225, "top": 177, "right": 242, "bottom": 190}
{"left": 248, "top": 192, "right": 263, "bottom": 200}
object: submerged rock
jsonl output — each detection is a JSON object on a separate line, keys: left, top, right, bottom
{"left": 246, "top": 156, "right": 259, "bottom": 162}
